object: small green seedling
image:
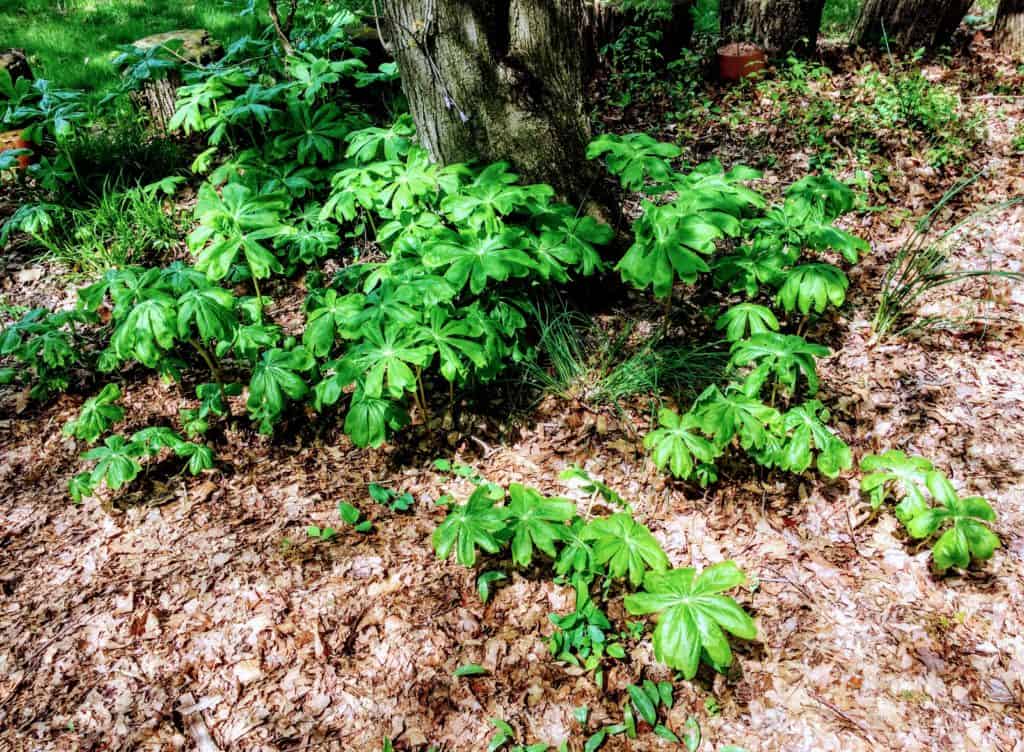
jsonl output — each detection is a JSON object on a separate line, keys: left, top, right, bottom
{"left": 368, "top": 482, "right": 414, "bottom": 512}
{"left": 339, "top": 501, "right": 373, "bottom": 533}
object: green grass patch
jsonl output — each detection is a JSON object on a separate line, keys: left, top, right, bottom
{"left": 0, "top": 0, "right": 266, "bottom": 91}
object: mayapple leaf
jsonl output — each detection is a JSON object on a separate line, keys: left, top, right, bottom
{"left": 625, "top": 562, "right": 756, "bottom": 678}
{"left": 582, "top": 512, "right": 669, "bottom": 587}
{"left": 432, "top": 486, "right": 510, "bottom": 567}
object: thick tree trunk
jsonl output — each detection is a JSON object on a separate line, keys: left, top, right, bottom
{"left": 854, "top": 0, "right": 972, "bottom": 50}
{"left": 587, "top": 0, "right": 694, "bottom": 63}
{"left": 995, "top": 0, "right": 1024, "bottom": 58}
{"left": 379, "top": 0, "right": 595, "bottom": 201}
{"left": 720, "top": 0, "right": 825, "bottom": 55}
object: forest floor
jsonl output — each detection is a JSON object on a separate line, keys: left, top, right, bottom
{"left": 2, "top": 33, "right": 1024, "bottom": 752}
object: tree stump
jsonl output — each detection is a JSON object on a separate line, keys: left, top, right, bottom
{"left": 127, "top": 30, "right": 223, "bottom": 131}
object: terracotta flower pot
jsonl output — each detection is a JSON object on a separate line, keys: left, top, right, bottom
{"left": 0, "top": 129, "right": 32, "bottom": 170}
{"left": 717, "top": 42, "right": 767, "bottom": 83}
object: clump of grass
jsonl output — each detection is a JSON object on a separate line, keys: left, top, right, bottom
{"left": 32, "top": 185, "right": 180, "bottom": 275}
{"left": 521, "top": 302, "right": 728, "bottom": 409}
{"left": 62, "top": 112, "right": 185, "bottom": 196}
{"left": 873, "top": 175, "right": 1024, "bottom": 339}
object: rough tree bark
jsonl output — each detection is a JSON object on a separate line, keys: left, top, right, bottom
{"left": 854, "top": 0, "right": 973, "bottom": 50}
{"left": 719, "top": 0, "right": 825, "bottom": 55}
{"left": 379, "top": 0, "right": 596, "bottom": 201}
{"left": 995, "top": 0, "right": 1024, "bottom": 58}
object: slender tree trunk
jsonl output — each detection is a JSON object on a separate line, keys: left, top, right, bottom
{"left": 995, "top": 0, "right": 1024, "bottom": 58}
{"left": 854, "top": 0, "right": 972, "bottom": 50}
{"left": 379, "top": 0, "right": 596, "bottom": 202}
{"left": 720, "top": 0, "right": 825, "bottom": 55}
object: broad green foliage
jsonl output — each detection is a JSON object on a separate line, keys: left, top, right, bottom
{"left": 775, "top": 263, "right": 849, "bottom": 315}
{"left": 188, "top": 182, "right": 290, "bottom": 281}
{"left": 624, "top": 561, "right": 757, "bottom": 678}
{"left": 247, "top": 346, "right": 316, "bottom": 434}
{"left": 715, "top": 303, "right": 779, "bottom": 342}
{"left": 548, "top": 580, "right": 630, "bottom": 685}
{"left": 648, "top": 392, "right": 851, "bottom": 483}
{"left": 431, "top": 478, "right": 757, "bottom": 680}
{"left": 588, "top": 137, "right": 862, "bottom": 491}
{"left": 860, "top": 452, "right": 1001, "bottom": 573}
{"left": 582, "top": 512, "right": 671, "bottom": 587}
{"left": 905, "top": 474, "right": 999, "bottom": 574}
{"left": 63, "top": 383, "right": 124, "bottom": 444}
{"left": 860, "top": 449, "right": 934, "bottom": 518}
{"left": 644, "top": 409, "right": 721, "bottom": 483}
{"left": 586, "top": 133, "right": 681, "bottom": 191}
{"left": 432, "top": 485, "right": 510, "bottom": 567}
{"left": 728, "top": 333, "right": 830, "bottom": 397}
{"left": 776, "top": 401, "right": 852, "bottom": 478}
{"left": 505, "top": 484, "right": 576, "bottom": 567}
{"left": 0, "top": 306, "right": 95, "bottom": 399}
{"left": 690, "top": 385, "right": 781, "bottom": 452}
{"left": 70, "top": 427, "right": 214, "bottom": 502}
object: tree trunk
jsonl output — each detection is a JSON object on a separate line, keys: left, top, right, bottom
{"left": 720, "top": 0, "right": 825, "bottom": 55}
{"left": 854, "top": 0, "right": 972, "bottom": 50}
{"left": 995, "top": 0, "right": 1024, "bottom": 58}
{"left": 587, "top": 0, "right": 694, "bottom": 63}
{"left": 379, "top": 0, "right": 596, "bottom": 202}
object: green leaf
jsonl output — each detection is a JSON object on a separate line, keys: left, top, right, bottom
{"left": 690, "top": 385, "right": 781, "bottom": 452}
{"left": 505, "top": 483, "right": 576, "bottom": 567}
{"left": 345, "top": 321, "right": 434, "bottom": 400}
{"left": 586, "top": 133, "right": 680, "bottom": 191}
{"left": 453, "top": 663, "right": 489, "bottom": 677}
{"left": 582, "top": 512, "right": 669, "bottom": 587}
{"left": 860, "top": 450, "right": 934, "bottom": 513}
{"left": 583, "top": 729, "right": 607, "bottom": 752}
{"left": 644, "top": 408, "right": 722, "bottom": 480}
{"left": 422, "top": 229, "right": 536, "bottom": 296}
{"left": 247, "top": 347, "right": 315, "bottom": 434}
{"left": 776, "top": 401, "right": 851, "bottom": 478}
{"left": 339, "top": 502, "right": 361, "bottom": 525}
{"left": 657, "top": 724, "right": 683, "bottom": 744}
{"left": 477, "top": 570, "right": 507, "bottom": 603}
{"left": 715, "top": 303, "right": 780, "bottom": 342}
{"left": 63, "top": 383, "right": 124, "bottom": 444}
{"left": 84, "top": 435, "right": 145, "bottom": 491}
{"left": 177, "top": 287, "right": 237, "bottom": 343}
{"left": 433, "top": 486, "right": 510, "bottom": 567}
{"left": 344, "top": 389, "right": 409, "bottom": 448}
{"left": 898, "top": 470, "right": 1001, "bottom": 573}
{"left": 624, "top": 563, "right": 756, "bottom": 678}
{"left": 189, "top": 182, "right": 289, "bottom": 281}
{"left": 682, "top": 716, "right": 701, "bottom": 750}
{"left": 729, "top": 333, "right": 829, "bottom": 397}
{"left": 627, "top": 684, "right": 657, "bottom": 726}
{"left": 776, "top": 263, "right": 849, "bottom": 315}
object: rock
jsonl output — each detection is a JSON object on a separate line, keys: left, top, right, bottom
{"left": 130, "top": 29, "right": 223, "bottom": 65}
{"left": 0, "top": 49, "right": 32, "bottom": 83}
